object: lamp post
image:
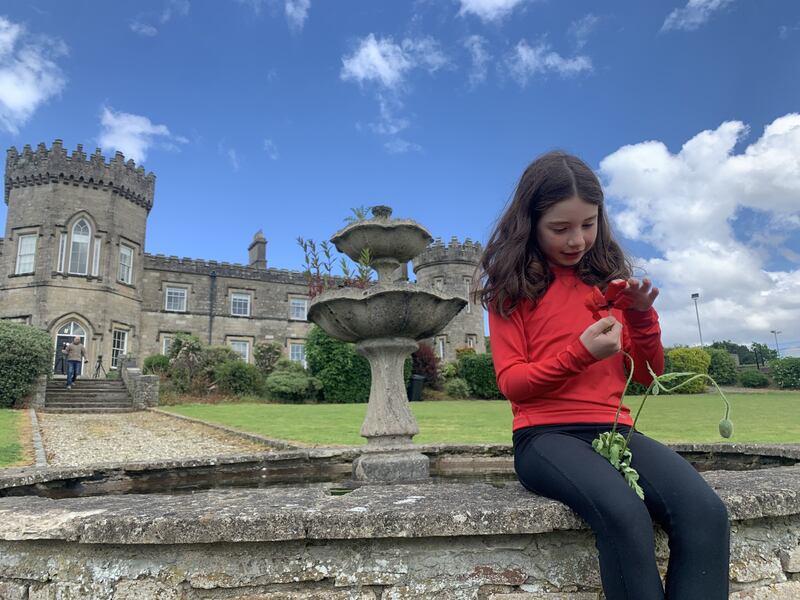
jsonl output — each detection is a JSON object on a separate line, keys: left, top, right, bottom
{"left": 770, "top": 329, "right": 782, "bottom": 358}
{"left": 691, "top": 293, "right": 704, "bottom": 347}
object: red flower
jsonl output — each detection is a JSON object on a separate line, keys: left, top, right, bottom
{"left": 584, "top": 280, "right": 632, "bottom": 320}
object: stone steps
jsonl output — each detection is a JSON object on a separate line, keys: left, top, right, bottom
{"left": 43, "top": 379, "right": 134, "bottom": 413}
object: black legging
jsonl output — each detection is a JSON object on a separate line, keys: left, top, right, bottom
{"left": 513, "top": 424, "right": 729, "bottom": 600}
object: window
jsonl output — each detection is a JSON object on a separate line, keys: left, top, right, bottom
{"left": 162, "top": 335, "right": 174, "bottom": 356}
{"left": 229, "top": 340, "right": 250, "bottom": 362}
{"left": 435, "top": 335, "right": 447, "bottom": 360}
{"left": 118, "top": 245, "right": 133, "bottom": 284}
{"left": 466, "top": 334, "right": 478, "bottom": 349}
{"left": 289, "top": 341, "right": 306, "bottom": 368}
{"left": 111, "top": 329, "right": 128, "bottom": 369}
{"left": 289, "top": 297, "right": 308, "bottom": 320}
{"left": 230, "top": 292, "right": 251, "bottom": 317}
{"left": 464, "top": 277, "right": 472, "bottom": 313}
{"left": 91, "top": 238, "right": 102, "bottom": 277}
{"left": 434, "top": 277, "right": 445, "bottom": 291}
{"left": 15, "top": 234, "right": 36, "bottom": 274}
{"left": 165, "top": 286, "right": 187, "bottom": 312}
{"left": 57, "top": 233, "right": 67, "bottom": 272}
{"left": 69, "top": 219, "right": 91, "bottom": 275}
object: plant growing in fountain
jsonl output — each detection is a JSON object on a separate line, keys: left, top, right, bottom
{"left": 296, "top": 237, "right": 373, "bottom": 298}
{"left": 585, "top": 283, "right": 734, "bottom": 500}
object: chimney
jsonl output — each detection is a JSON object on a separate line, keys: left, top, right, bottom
{"left": 248, "top": 230, "right": 267, "bottom": 270}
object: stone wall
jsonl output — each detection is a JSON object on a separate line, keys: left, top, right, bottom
{"left": 0, "top": 459, "right": 798, "bottom": 599}
{"left": 119, "top": 356, "right": 159, "bottom": 408}
{"left": 13, "top": 375, "right": 47, "bottom": 409}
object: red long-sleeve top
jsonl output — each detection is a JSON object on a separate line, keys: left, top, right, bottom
{"left": 489, "top": 265, "right": 665, "bottom": 431}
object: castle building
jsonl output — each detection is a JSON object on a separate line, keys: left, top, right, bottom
{"left": 1, "top": 141, "right": 485, "bottom": 375}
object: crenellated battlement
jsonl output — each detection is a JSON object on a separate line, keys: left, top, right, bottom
{"left": 412, "top": 236, "right": 483, "bottom": 271}
{"left": 144, "top": 253, "right": 311, "bottom": 285}
{"left": 5, "top": 140, "right": 156, "bottom": 210}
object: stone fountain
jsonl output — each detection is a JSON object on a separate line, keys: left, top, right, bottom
{"left": 307, "top": 205, "right": 466, "bottom": 483}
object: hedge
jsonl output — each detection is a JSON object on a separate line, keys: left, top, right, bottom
{"left": 665, "top": 348, "right": 711, "bottom": 394}
{"left": 306, "top": 326, "right": 372, "bottom": 403}
{"left": 0, "top": 321, "right": 52, "bottom": 408}
{"left": 707, "top": 348, "right": 738, "bottom": 385}
{"left": 264, "top": 359, "right": 322, "bottom": 403}
{"left": 738, "top": 369, "right": 769, "bottom": 388}
{"left": 769, "top": 357, "right": 800, "bottom": 390}
{"left": 143, "top": 354, "right": 170, "bottom": 375}
{"left": 214, "top": 360, "right": 264, "bottom": 396}
{"left": 458, "top": 353, "right": 502, "bottom": 399}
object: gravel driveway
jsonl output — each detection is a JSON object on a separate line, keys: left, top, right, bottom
{"left": 37, "top": 411, "right": 268, "bottom": 467}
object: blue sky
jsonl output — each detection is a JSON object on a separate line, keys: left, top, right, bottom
{"left": 1, "top": 0, "right": 799, "bottom": 353}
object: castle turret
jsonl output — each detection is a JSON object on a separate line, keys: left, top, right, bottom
{"left": 2, "top": 141, "right": 155, "bottom": 373}
{"left": 412, "top": 236, "right": 485, "bottom": 361}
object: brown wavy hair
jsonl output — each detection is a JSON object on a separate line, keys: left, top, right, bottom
{"left": 477, "top": 151, "right": 632, "bottom": 317}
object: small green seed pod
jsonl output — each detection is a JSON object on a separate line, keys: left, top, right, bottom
{"left": 719, "top": 418, "right": 734, "bottom": 438}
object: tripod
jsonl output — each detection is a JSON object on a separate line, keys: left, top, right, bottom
{"left": 93, "top": 354, "right": 107, "bottom": 379}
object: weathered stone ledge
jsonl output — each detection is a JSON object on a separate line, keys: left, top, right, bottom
{"left": 0, "top": 464, "right": 797, "bottom": 544}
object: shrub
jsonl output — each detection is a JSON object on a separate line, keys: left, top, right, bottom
{"left": 707, "top": 348, "right": 738, "bottom": 385}
{"left": 213, "top": 360, "right": 263, "bottom": 396}
{"left": 254, "top": 341, "right": 283, "bottom": 375}
{"left": 143, "top": 354, "right": 170, "bottom": 375}
{"left": 444, "top": 377, "right": 471, "bottom": 399}
{"left": 665, "top": 348, "right": 711, "bottom": 394}
{"left": 440, "top": 361, "right": 459, "bottom": 380}
{"left": 167, "top": 333, "right": 202, "bottom": 360}
{"left": 0, "top": 321, "right": 52, "bottom": 408}
{"left": 201, "top": 345, "right": 241, "bottom": 381}
{"left": 769, "top": 357, "right": 800, "bottom": 390}
{"left": 739, "top": 369, "right": 769, "bottom": 388}
{"left": 458, "top": 353, "right": 502, "bottom": 399}
{"left": 625, "top": 380, "right": 649, "bottom": 396}
{"left": 412, "top": 343, "right": 440, "bottom": 387}
{"left": 455, "top": 346, "right": 476, "bottom": 360}
{"left": 264, "top": 360, "right": 321, "bottom": 402}
{"left": 305, "top": 326, "right": 371, "bottom": 403}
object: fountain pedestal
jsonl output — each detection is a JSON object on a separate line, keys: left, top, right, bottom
{"left": 352, "top": 337, "right": 430, "bottom": 482}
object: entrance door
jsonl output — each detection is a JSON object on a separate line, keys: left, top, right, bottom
{"left": 54, "top": 321, "right": 87, "bottom": 375}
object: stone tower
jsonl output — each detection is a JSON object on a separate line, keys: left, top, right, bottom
{"left": 1, "top": 140, "right": 155, "bottom": 374}
{"left": 412, "top": 236, "right": 486, "bottom": 362}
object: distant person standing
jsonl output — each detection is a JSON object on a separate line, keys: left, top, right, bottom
{"left": 63, "top": 336, "right": 87, "bottom": 389}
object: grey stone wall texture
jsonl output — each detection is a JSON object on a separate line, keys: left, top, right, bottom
{"left": 1, "top": 141, "right": 485, "bottom": 371}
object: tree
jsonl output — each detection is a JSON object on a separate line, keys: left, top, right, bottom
{"left": 750, "top": 342, "right": 778, "bottom": 368}
{"left": 709, "top": 340, "right": 754, "bottom": 365}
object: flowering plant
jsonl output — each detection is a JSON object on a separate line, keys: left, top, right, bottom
{"left": 586, "top": 282, "right": 733, "bottom": 500}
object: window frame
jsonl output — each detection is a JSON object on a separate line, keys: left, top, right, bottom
{"left": 68, "top": 219, "right": 91, "bottom": 275}
{"left": 164, "top": 286, "right": 188, "bottom": 312}
{"left": 464, "top": 277, "right": 472, "bottom": 313}
{"left": 57, "top": 232, "right": 67, "bottom": 273}
{"left": 118, "top": 244, "right": 134, "bottom": 284}
{"left": 14, "top": 234, "right": 37, "bottom": 275}
{"left": 110, "top": 329, "right": 128, "bottom": 369}
{"left": 288, "top": 341, "right": 306, "bottom": 368}
{"left": 162, "top": 335, "right": 174, "bottom": 356}
{"left": 229, "top": 339, "right": 251, "bottom": 362}
{"left": 230, "top": 292, "right": 252, "bottom": 317}
{"left": 435, "top": 335, "right": 447, "bottom": 360}
{"left": 288, "top": 296, "right": 308, "bottom": 321}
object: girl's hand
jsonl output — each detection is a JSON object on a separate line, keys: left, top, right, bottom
{"left": 624, "top": 277, "right": 659, "bottom": 312}
{"left": 580, "top": 316, "right": 623, "bottom": 360}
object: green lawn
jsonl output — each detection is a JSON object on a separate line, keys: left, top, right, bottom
{"left": 0, "top": 409, "right": 27, "bottom": 468}
{"left": 164, "top": 391, "right": 800, "bottom": 446}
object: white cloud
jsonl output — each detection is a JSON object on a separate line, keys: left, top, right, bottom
{"left": 227, "top": 147, "right": 240, "bottom": 171}
{"left": 457, "top": 0, "right": 528, "bottom": 23}
{"left": 98, "top": 106, "right": 186, "bottom": 163}
{"left": 385, "top": 138, "right": 422, "bottom": 154}
{"left": 341, "top": 34, "right": 446, "bottom": 90}
{"left": 662, "top": 0, "right": 734, "bottom": 32}
{"left": 131, "top": 0, "right": 190, "bottom": 37}
{"left": 341, "top": 34, "right": 448, "bottom": 153}
{"left": 0, "top": 16, "right": 67, "bottom": 135}
{"left": 130, "top": 22, "right": 158, "bottom": 37}
{"left": 464, "top": 35, "right": 490, "bottom": 86}
{"left": 263, "top": 138, "right": 279, "bottom": 160}
{"left": 599, "top": 114, "right": 800, "bottom": 347}
{"left": 285, "top": 0, "right": 310, "bottom": 32}
{"left": 506, "top": 40, "right": 591, "bottom": 86}
{"left": 569, "top": 13, "right": 599, "bottom": 50}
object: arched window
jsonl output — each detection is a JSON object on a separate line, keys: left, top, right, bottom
{"left": 69, "top": 219, "right": 91, "bottom": 275}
